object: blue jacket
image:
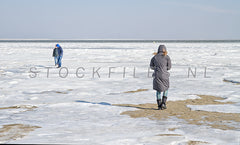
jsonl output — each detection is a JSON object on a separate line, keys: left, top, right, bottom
{"left": 57, "top": 46, "right": 63, "bottom": 56}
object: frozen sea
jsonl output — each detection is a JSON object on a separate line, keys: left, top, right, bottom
{"left": 0, "top": 40, "right": 240, "bottom": 144}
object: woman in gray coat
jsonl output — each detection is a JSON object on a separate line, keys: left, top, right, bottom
{"left": 150, "top": 45, "right": 171, "bottom": 110}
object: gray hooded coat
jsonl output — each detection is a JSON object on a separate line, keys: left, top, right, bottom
{"left": 150, "top": 45, "right": 171, "bottom": 92}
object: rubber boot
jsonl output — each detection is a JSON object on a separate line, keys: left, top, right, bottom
{"left": 157, "top": 99, "right": 162, "bottom": 110}
{"left": 161, "top": 96, "right": 167, "bottom": 110}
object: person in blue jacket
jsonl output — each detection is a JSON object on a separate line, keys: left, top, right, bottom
{"left": 55, "top": 44, "right": 63, "bottom": 68}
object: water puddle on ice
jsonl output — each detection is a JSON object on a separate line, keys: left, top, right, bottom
{"left": 75, "top": 100, "right": 111, "bottom": 106}
{"left": 23, "top": 89, "right": 73, "bottom": 95}
{"left": 223, "top": 79, "right": 240, "bottom": 85}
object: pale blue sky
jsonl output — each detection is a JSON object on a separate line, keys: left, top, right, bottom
{"left": 0, "top": 0, "right": 239, "bottom": 39}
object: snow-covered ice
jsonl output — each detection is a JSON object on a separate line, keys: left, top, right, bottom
{"left": 0, "top": 42, "right": 240, "bottom": 144}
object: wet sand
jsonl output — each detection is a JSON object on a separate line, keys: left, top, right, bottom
{"left": 0, "top": 124, "right": 41, "bottom": 143}
{"left": 187, "top": 140, "right": 209, "bottom": 145}
{"left": 0, "top": 105, "right": 39, "bottom": 143}
{"left": 0, "top": 105, "right": 37, "bottom": 110}
{"left": 124, "top": 89, "right": 149, "bottom": 93}
{"left": 115, "top": 95, "right": 240, "bottom": 130}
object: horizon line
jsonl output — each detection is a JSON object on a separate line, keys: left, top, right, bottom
{"left": 0, "top": 39, "right": 240, "bottom": 40}
{"left": 0, "top": 39, "right": 240, "bottom": 43}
